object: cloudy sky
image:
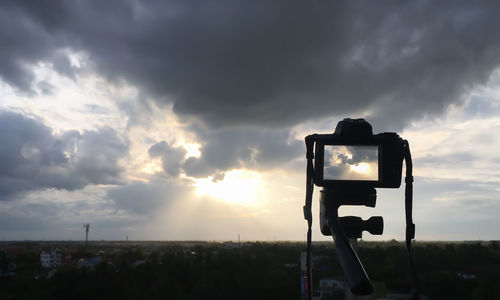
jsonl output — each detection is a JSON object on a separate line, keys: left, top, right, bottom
{"left": 1, "top": 0, "right": 500, "bottom": 241}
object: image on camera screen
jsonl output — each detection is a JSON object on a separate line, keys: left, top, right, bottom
{"left": 323, "top": 145, "right": 379, "bottom": 181}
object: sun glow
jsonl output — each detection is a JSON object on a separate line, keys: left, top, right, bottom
{"left": 194, "top": 169, "right": 262, "bottom": 204}
{"left": 349, "top": 162, "right": 372, "bottom": 175}
{"left": 184, "top": 143, "right": 201, "bottom": 159}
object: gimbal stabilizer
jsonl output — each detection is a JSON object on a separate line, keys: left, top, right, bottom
{"left": 303, "top": 118, "right": 418, "bottom": 299}
{"left": 319, "top": 188, "right": 382, "bottom": 295}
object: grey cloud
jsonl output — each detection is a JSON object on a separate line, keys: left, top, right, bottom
{"left": 107, "top": 177, "right": 192, "bottom": 216}
{"left": 403, "top": 176, "right": 500, "bottom": 223}
{"left": 0, "top": 2, "right": 72, "bottom": 92}
{"left": 0, "top": 194, "right": 148, "bottom": 240}
{"left": 62, "top": 129, "right": 129, "bottom": 185}
{"left": 0, "top": 210, "right": 46, "bottom": 231}
{"left": 373, "top": 176, "right": 500, "bottom": 240}
{"left": 0, "top": 110, "right": 129, "bottom": 199}
{"left": 2, "top": 1, "right": 500, "bottom": 129}
{"left": 83, "top": 104, "right": 112, "bottom": 115}
{"left": 415, "top": 152, "right": 477, "bottom": 167}
{"left": 324, "top": 165, "right": 348, "bottom": 180}
{"left": 323, "top": 145, "right": 378, "bottom": 180}
{"left": 413, "top": 176, "right": 499, "bottom": 200}
{"left": 463, "top": 94, "right": 500, "bottom": 118}
{"left": 413, "top": 177, "right": 500, "bottom": 238}
{"left": 147, "top": 126, "right": 302, "bottom": 178}
{"left": 180, "top": 127, "right": 303, "bottom": 177}
{"left": 148, "top": 141, "right": 186, "bottom": 177}
{"left": 333, "top": 146, "right": 378, "bottom": 165}
{"left": 0, "top": 201, "right": 62, "bottom": 234}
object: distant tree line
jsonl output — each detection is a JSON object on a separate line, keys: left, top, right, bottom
{"left": 0, "top": 241, "right": 498, "bottom": 299}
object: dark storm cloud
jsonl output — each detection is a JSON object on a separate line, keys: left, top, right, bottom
{"left": 0, "top": 1, "right": 72, "bottom": 92}
{"left": 0, "top": 110, "right": 129, "bottom": 199}
{"left": 151, "top": 127, "right": 303, "bottom": 178}
{"left": 2, "top": 1, "right": 500, "bottom": 129}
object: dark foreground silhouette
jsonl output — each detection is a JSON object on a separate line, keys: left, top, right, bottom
{"left": 0, "top": 241, "right": 498, "bottom": 299}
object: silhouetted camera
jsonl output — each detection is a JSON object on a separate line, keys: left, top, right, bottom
{"left": 303, "top": 118, "right": 418, "bottom": 298}
{"left": 312, "top": 118, "right": 405, "bottom": 189}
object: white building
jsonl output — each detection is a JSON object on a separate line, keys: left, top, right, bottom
{"left": 40, "top": 251, "right": 62, "bottom": 268}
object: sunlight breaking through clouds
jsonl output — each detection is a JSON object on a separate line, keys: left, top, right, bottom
{"left": 194, "top": 169, "right": 263, "bottom": 205}
{"left": 2, "top": 1, "right": 500, "bottom": 241}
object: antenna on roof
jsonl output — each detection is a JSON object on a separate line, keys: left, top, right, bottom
{"left": 83, "top": 223, "right": 90, "bottom": 257}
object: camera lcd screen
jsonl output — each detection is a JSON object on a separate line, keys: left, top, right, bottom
{"left": 323, "top": 145, "right": 379, "bottom": 181}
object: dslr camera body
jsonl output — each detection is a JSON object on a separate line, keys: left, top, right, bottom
{"left": 303, "top": 118, "right": 415, "bottom": 296}
{"left": 313, "top": 118, "right": 405, "bottom": 189}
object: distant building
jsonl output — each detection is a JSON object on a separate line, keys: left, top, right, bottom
{"left": 301, "top": 251, "right": 346, "bottom": 300}
{"left": 222, "top": 242, "right": 239, "bottom": 249}
{"left": 77, "top": 257, "right": 101, "bottom": 269}
{"left": 40, "top": 251, "right": 62, "bottom": 268}
{"left": 61, "top": 254, "right": 72, "bottom": 266}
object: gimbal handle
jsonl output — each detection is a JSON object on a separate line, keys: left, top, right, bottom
{"left": 320, "top": 189, "right": 374, "bottom": 295}
{"left": 327, "top": 209, "right": 373, "bottom": 295}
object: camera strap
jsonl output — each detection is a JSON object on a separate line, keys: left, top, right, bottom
{"left": 403, "top": 140, "right": 420, "bottom": 299}
{"left": 303, "top": 134, "right": 317, "bottom": 300}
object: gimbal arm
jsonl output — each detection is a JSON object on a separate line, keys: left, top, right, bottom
{"left": 325, "top": 204, "right": 373, "bottom": 295}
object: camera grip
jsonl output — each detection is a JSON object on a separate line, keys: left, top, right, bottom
{"left": 328, "top": 214, "right": 373, "bottom": 295}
